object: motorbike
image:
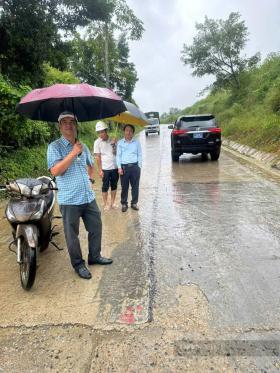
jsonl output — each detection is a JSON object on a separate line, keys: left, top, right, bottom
{"left": 0, "top": 176, "right": 61, "bottom": 290}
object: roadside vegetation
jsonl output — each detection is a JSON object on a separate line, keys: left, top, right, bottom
{"left": 161, "top": 13, "right": 280, "bottom": 154}
{"left": 0, "top": 0, "right": 144, "bottom": 182}
{"left": 162, "top": 53, "right": 280, "bottom": 153}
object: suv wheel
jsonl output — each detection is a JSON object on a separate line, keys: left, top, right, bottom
{"left": 201, "top": 152, "right": 208, "bottom": 161}
{"left": 171, "top": 151, "right": 180, "bottom": 162}
{"left": 210, "top": 149, "right": 220, "bottom": 161}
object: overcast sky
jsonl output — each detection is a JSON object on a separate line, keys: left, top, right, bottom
{"left": 126, "top": 0, "right": 280, "bottom": 114}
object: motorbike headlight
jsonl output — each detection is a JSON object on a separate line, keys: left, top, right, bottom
{"left": 32, "top": 184, "right": 42, "bottom": 196}
{"left": 31, "top": 202, "right": 45, "bottom": 220}
{"left": 6, "top": 205, "right": 16, "bottom": 222}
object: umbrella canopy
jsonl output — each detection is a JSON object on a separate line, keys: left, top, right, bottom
{"left": 16, "top": 83, "right": 126, "bottom": 122}
{"left": 106, "top": 101, "right": 149, "bottom": 126}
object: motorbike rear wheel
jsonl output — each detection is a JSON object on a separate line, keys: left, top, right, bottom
{"left": 20, "top": 239, "right": 37, "bottom": 290}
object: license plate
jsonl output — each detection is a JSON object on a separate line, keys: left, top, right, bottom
{"left": 193, "top": 133, "right": 203, "bottom": 139}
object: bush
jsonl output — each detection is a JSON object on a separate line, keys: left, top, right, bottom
{"left": 265, "top": 77, "right": 280, "bottom": 114}
{"left": 0, "top": 145, "right": 49, "bottom": 183}
{"left": 0, "top": 75, "right": 51, "bottom": 148}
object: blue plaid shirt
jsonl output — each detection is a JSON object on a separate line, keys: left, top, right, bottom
{"left": 47, "top": 136, "right": 95, "bottom": 205}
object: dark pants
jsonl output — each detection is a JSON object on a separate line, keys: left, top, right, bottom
{"left": 120, "top": 163, "right": 141, "bottom": 206}
{"left": 59, "top": 200, "right": 102, "bottom": 269}
{"left": 102, "top": 169, "right": 119, "bottom": 192}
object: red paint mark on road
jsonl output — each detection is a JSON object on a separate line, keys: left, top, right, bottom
{"left": 120, "top": 304, "right": 145, "bottom": 324}
{"left": 120, "top": 307, "right": 135, "bottom": 324}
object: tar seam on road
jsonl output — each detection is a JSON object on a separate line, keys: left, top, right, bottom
{"left": 145, "top": 135, "right": 165, "bottom": 322}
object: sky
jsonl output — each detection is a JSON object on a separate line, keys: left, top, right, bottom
{"left": 126, "top": 0, "right": 280, "bottom": 115}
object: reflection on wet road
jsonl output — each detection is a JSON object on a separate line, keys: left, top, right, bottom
{"left": 0, "top": 124, "right": 280, "bottom": 334}
{"left": 139, "top": 126, "right": 280, "bottom": 329}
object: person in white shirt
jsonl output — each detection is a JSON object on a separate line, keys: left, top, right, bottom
{"left": 93, "top": 121, "right": 119, "bottom": 211}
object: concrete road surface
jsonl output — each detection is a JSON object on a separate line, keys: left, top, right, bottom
{"left": 0, "top": 125, "right": 280, "bottom": 372}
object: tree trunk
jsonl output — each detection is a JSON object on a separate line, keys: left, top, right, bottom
{"left": 104, "top": 22, "right": 110, "bottom": 88}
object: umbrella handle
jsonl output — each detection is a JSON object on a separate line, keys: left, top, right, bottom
{"left": 75, "top": 137, "right": 82, "bottom": 157}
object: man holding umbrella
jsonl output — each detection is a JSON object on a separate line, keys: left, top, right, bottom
{"left": 47, "top": 111, "right": 113, "bottom": 280}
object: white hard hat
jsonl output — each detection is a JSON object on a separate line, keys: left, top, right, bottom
{"left": 95, "top": 121, "right": 108, "bottom": 132}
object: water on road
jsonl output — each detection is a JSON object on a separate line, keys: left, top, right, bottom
{"left": 1, "top": 125, "right": 280, "bottom": 372}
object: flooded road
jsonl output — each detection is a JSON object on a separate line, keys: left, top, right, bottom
{"left": 1, "top": 125, "right": 280, "bottom": 372}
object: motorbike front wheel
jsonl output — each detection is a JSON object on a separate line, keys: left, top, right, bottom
{"left": 20, "top": 239, "right": 37, "bottom": 290}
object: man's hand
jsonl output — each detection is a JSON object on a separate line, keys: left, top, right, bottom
{"left": 72, "top": 141, "right": 83, "bottom": 156}
{"left": 118, "top": 167, "right": 124, "bottom": 175}
{"left": 99, "top": 170, "right": 104, "bottom": 178}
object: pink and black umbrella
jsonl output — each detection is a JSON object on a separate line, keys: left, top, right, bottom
{"left": 16, "top": 83, "right": 126, "bottom": 122}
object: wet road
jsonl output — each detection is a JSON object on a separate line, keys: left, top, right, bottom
{"left": 140, "top": 127, "right": 280, "bottom": 328}
{"left": 1, "top": 124, "right": 280, "bottom": 371}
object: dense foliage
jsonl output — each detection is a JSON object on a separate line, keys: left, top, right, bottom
{"left": 0, "top": 0, "right": 143, "bottom": 148}
{"left": 0, "top": 75, "right": 51, "bottom": 148}
{"left": 70, "top": 31, "right": 137, "bottom": 101}
{"left": 0, "top": 0, "right": 143, "bottom": 87}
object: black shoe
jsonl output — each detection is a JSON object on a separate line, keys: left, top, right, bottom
{"left": 75, "top": 265, "right": 92, "bottom": 279}
{"left": 88, "top": 256, "right": 113, "bottom": 265}
{"left": 131, "top": 204, "right": 139, "bottom": 211}
{"left": 122, "top": 204, "right": 128, "bottom": 212}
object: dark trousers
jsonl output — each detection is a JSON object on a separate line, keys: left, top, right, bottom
{"left": 59, "top": 200, "right": 102, "bottom": 269}
{"left": 102, "top": 168, "right": 119, "bottom": 192}
{"left": 120, "top": 164, "right": 141, "bottom": 206}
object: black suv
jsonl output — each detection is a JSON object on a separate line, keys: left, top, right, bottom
{"left": 168, "top": 114, "right": 221, "bottom": 162}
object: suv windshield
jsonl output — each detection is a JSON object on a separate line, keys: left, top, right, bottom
{"left": 178, "top": 116, "right": 216, "bottom": 129}
{"left": 148, "top": 118, "right": 159, "bottom": 125}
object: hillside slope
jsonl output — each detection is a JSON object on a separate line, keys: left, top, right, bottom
{"left": 162, "top": 54, "right": 280, "bottom": 154}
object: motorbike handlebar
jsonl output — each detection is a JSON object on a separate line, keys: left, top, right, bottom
{"left": 0, "top": 184, "right": 58, "bottom": 192}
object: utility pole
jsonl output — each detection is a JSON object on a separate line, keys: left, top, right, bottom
{"left": 104, "top": 22, "right": 110, "bottom": 88}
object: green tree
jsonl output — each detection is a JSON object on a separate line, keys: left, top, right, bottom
{"left": 181, "top": 12, "right": 260, "bottom": 89}
{"left": 70, "top": 30, "right": 119, "bottom": 87}
{"left": 0, "top": 0, "right": 115, "bottom": 86}
{"left": 114, "top": 34, "right": 137, "bottom": 100}
{"left": 112, "top": 0, "right": 144, "bottom": 40}
{"left": 97, "top": 0, "right": 144, "bottom": 88}
{"left": 0, "top": 0, "right": 61, "bottom": 86}
{"left": 69, "top": 31, "right": 137, "bottom": 101}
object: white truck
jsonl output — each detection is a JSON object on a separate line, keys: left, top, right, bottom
{"left": 145, "top": 112, "right": 160, "bottom": 136}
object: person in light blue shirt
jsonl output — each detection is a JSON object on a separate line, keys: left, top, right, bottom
{"left": 116, "top": 124, "right": 142, "bottom": 212}
{"left": 47, "top": 111, "right": 112, "bottom": 280}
